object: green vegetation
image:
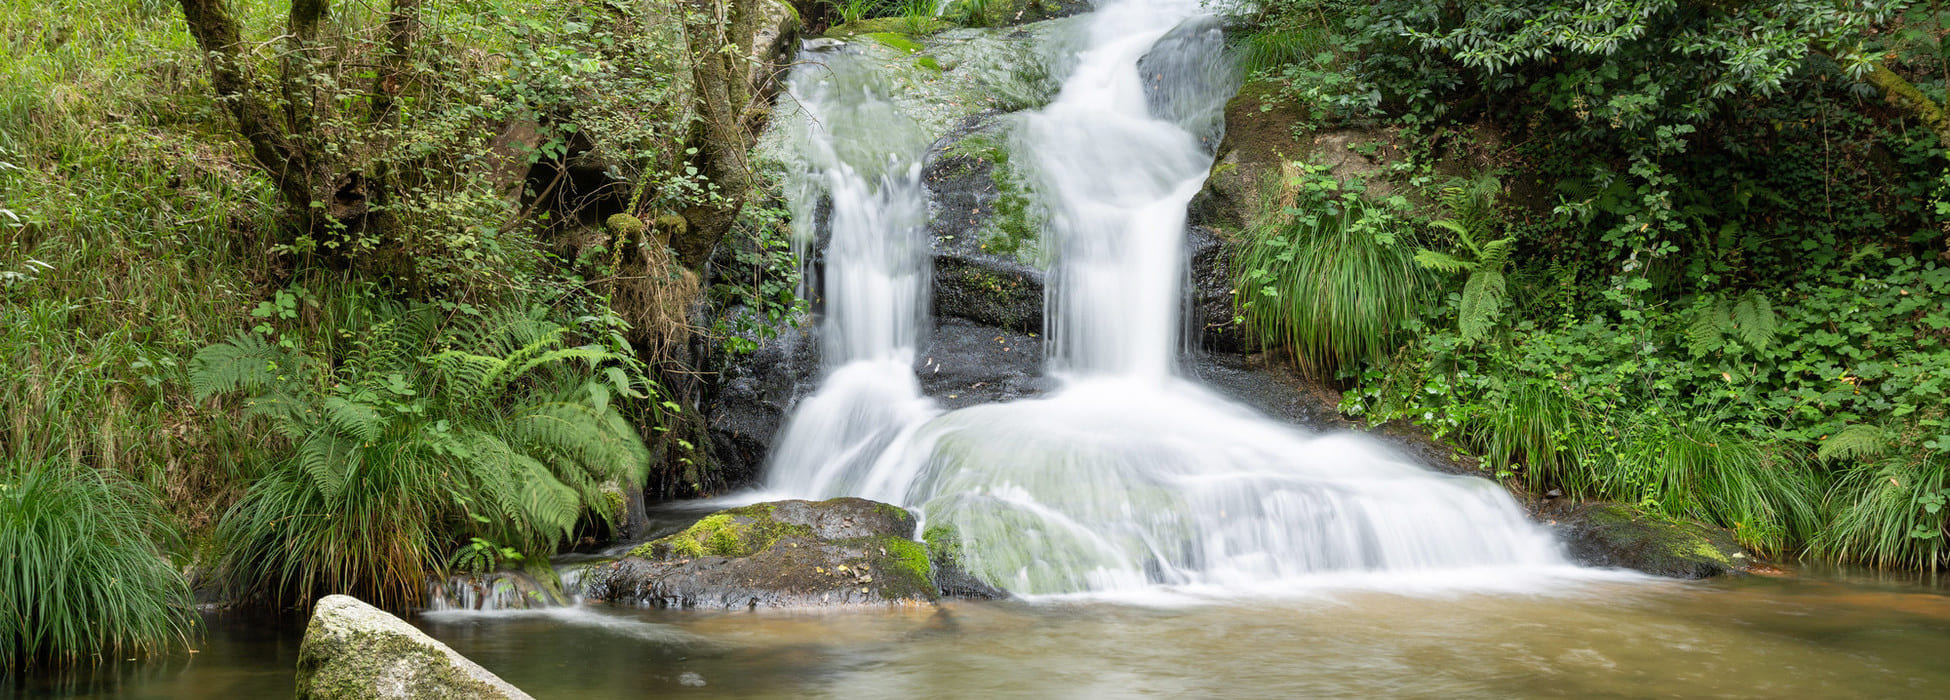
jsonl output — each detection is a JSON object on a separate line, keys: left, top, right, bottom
{"left": 2, "top": 0, "right": 792, "bottom": 660}
{"left": 196, "top": 303, "right": 653, "bottom": 609}
{"left": 631, "top": 503, "right": 815, "bottom": 560}
{"left": 1234, "top": 163, "right": 1428, "bottom": 374}
{"left": 1235, "top": 0, "right": 1950, "bottom": 565}
{"left": 2, "top": 460, "right": 195, "bottom": 667}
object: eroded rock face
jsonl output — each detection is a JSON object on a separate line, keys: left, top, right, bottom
{"left": 582, "top": 498, "right": 940, "bottom": 608}
{"left": 296, "top": 595, "right": 530, "bottom": 700}
{"left": 701, "top": 307, "right": 820, "bottom": 486}
{"left": 1548, "top": 503, "right": 1752, "bottom": 579}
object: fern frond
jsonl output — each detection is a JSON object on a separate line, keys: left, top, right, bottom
{"left": 1414, "top": 248, "right": 1474, "bottom": 273}
{"left": 322, "top": 397, "right": 387, "bottom": 443}
{"left": 1458, "top": 269, "right": 1506, "bottom": 343}
{"left": 1818, "top": 424, "right": 1888, "bottom": 463}
{"left": 295, "top": 433, "right": 353, "bottom": 501}
{"left": 1732, "top": 292, "right": 1778, "bottom": 351}
{"left": 190, "top": 334, "right": 300, "bottom": 400}
{"left": 1686, "top": 299, "right": 1729, "bottom": 358}
{"left": 1476, "top": 236, "right": 1515, "bottom": 272}
{"left": 426, "top": 350, "right": 504, "bottom": 401}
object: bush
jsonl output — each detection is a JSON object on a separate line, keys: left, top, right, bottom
{"left": 1235, "top": 164, "right": 1429, "bottom": 375}
{"left": 1, "top": 460, "right": 194, "bottom": 667}
{"left": 194, "top": 303, "right": 654, "bottom": 610}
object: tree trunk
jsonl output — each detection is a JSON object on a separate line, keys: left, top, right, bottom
{"left": 673, "top": 0, "right": 762, "bottom": 269}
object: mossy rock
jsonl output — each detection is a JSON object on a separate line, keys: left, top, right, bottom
{"left": 588, "top": 498, "right": 942, "bottom": 608}
{"left": 948, "top": 0, "right": 1088, "bottom": 28}
{"left": 824, "top": 18, "right": 954, "bottom": 40}
{"left": 1553, "top": 503, "right": 1753, "bottom": 579}
{"left": 296, "top": 595, "right": 531, "bottom": 699}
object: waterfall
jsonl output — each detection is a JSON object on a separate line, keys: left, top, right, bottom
{"left": 766, "top": 0, "right": 1575, "bottom": 596}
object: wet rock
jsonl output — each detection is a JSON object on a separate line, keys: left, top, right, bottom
{"left": 1184, "top": 225, "right": 1245, "bottom": 353}
{"left": 949, "top": 0, "right": 1092, "bottom": 28}
{"left": 918, "top": 317, "right": 1051, "bottom": 410}
{"left": 1136, "top": 14, "right": 1237, "bottom": 153}
{"left": 1548, "top": 503, "right": 1751, "bottom": 579}
{"left": 1191, "top": 85, "right": 1406, "bottom": 234}
{"left": 296, "top": 595, "right": 531, "bottom": 700}
{"left": 924, "top": 114, "right": 1048, "bottom": 334}
{"left": 583, "top": 498, "right": 939, "bottom": 608}
{"left": 923, "top": 524, "right": 1009, "bottom": 599}
{"left": 701, "top": 307, "right": 820, "bottom": 486}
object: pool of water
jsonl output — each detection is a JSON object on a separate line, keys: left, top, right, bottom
{"left": 14, "top": 566, "right": 1950, "bottom": 699}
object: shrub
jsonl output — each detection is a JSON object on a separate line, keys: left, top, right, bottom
{"left": 1235, "top": 164, "right": 1428, "bottom": 375}
{"left": 1, "top": 460, "right": 194, "bottom": 667}
{"left": 193, "top": 303, "right": 654, "bottom": 610}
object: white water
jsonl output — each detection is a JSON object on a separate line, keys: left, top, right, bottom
{"left": 766, "top": 0, "right": 1581, "bottom": 595}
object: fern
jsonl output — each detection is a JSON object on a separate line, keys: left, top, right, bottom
{"left": 1818, "top": 424, "right": 1888, "bottom": 463}
{"left": 1731, "top": 292, "right": 1778, "bottom": 351}
{"left": 1415, "top": 175, "right": 1516, "bottom": 345}
{"left": 203, "top": 302, "right": 658, "bottom": 610}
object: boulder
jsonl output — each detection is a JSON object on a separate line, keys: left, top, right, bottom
{"left": 582, "top": 498, "right": 941, "bottom": 608}
{"left": 1548, "top": 502, "right": 1752, "bottom": 579}
{"left": 923, "top": 114, "right": 1048, "bottom": 334}
{"left": 296, "top": 595, "right": 530, "bottom": 700}
{"left": 1135, "top": 14, "right": 1237, "bottom": 153}
{"left": 701, "top": 307, "right": 820, "bottom": 486}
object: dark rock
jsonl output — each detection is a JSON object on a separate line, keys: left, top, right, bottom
{"left": 1135, "top": 14, "right": 1237, "bottom": 153}
{"left": 922, "top": 524, "right": 1009, "bottom": 600}
{"left": 1547, "top": 502, "right": 1751, "bottom": 579}
{"left": 953, "top": 0, "right": 1092, "bottom": 28}
{"left": 1184, "top": 225, "right": 1245, "bottom": 353}
{"left": 582, "top": 498, "right": 939, "bottom": 609}
{"left": 297, "top": 595, "right": 531, "bottom": 699}
{"left": 700, "top": 308, "right": 821, "bottom": 487}
{"left": 917, "top": 317, "right": 1051, "bottom": 410}
{"left": 923, "top": 114, "right": 1048, "bottom": 334}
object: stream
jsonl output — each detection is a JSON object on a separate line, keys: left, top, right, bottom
{"left": 15, "top": 566, "right": 1950, "bottom": 698}
{"left": 16, "top": 1, "right": 1950, "bottom": 697}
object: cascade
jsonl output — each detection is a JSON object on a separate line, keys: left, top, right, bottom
{"left": 766, "top": 0, "right": 1575, "bottom": 595}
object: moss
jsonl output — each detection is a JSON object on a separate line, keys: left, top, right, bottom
{"left": 864, "top": 535, "right": 937, "bottom": 601}
{"left": 863, "top": 32, "right": 923, "bottom": 54}
{"left": 631, "top": 506, "right": 814, "bottom": 561}
{"left": 605, "top": 213, "right": 646, "bottom": 237}
{"left": 916, "top": 54, "right": 942, "bottom": 73}
{"left": 824, "top": 18, "right": 953, "bottom": 39}
{"left": 922, "top": 524, "right": 963, "bottom": 568}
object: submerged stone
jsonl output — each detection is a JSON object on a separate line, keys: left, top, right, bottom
{"left": 1550, "top": 503, "right": 1752, "bottom": 579}
{"left": 583, "top": 498, "right": 944, "bottom": 608}
{"left": 296, "top": 595, "right": 530, "bottom": 699}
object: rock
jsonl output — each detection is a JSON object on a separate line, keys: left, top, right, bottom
{"left": 296, "top": 595, "right": 531, "bottom": 700}
{"left": 923, "top": 523, "right": 1009, "bottom": 599}
{"left": 1135, "top": 15, "right": 1237, "bottom": 153}
{"left": 700, "top": 307, "right": 820, "bottom": 487}
{"left": 582, "top": 498, "right": 940, "bottom": 608}
{"left": 923, "top": 114, "right": 1049, "bottom": 334}
{"left": 918, "top": 317, "right": 1051, "bottom": 410}
{"left": 1191, "top": 85, "right": 1408, "bottom": 234}
{"left": 947, "top": 0, "right": 1092, "bottom": 28}
{"left": 1185, "top": 225, "right": 1246, "bottom": 353}
{"left": 1549, "top": 503, "right": 1751, "bottom": 579}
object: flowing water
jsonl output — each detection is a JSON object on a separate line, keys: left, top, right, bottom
{"left": 18, "top": 569, "right": 1950, "bottom": 698}
{"left": 766, "top": 0, "right": 1577, "bottom": 595}
{"left": 24, "top": 3, "right": 1950, "bottom": 698}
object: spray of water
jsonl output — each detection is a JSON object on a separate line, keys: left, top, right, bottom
{"left": 767, "top": 0, "right": 1576, "bottom": 596}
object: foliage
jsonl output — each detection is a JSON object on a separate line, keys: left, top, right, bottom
{"left": 1, "top": 459, "right": 195, "bottom": 667}
{"left": 1234, "top": 163, "right": 1428, "bottom": 375}
{"left": 195, "top": 302, "right": 653, "bottom": 609}
{"left": 1414, "top": 175, "right": 1515, "bottom": 345}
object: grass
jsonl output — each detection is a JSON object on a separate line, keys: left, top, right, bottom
{"left": 1, "top": 459, "right": 196, "bottom": 668}
{"left": 1815, "top": 458, "right": 1950, "bottom": 569}
{"left": 1474, "top": 380, "right": 1597, "bottom": 495}
{"left": 1235, "top": 192, "right": 1428, "bottom": 375}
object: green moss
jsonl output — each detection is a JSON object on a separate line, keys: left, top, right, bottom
{"left": 916, "top": 54, "right": 943, "bottom": 73}
{"left": 863, "top": 32, "right": 923, "bottom": 54}
{"left": 631, "top": 506, "right": 814, "bottom": 561}
{"left": 922, "top": 524, "right": 963, "bottom": 568}
{"left": 824, "top": 18, "right": 953, "bottom": 40}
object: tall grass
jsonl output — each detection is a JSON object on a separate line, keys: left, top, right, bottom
{"left": 1815, "top": 458, "right": 1950, "bottom": 569}
{"left": 1604, "top": 418, "right": 1822, "bottom": 554}
{"left": 1235, "top": 192, "right": 1428, "bottom": 375}
{"left": 1, "top": 459, "right": 195, "bottom": 667}
{"left": 1474, "top": 381, "right": 1598, "bottom": 495}
{"left": 200, "top": 303, "right": 654, "bottom": 610}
